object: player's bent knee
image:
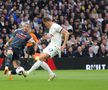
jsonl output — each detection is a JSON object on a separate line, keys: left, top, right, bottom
{"left": 7, "top": 50, "right": 13, "bottom": 55}
{"left": 35, "top": 56, "right": 39, "bottom": 61}
{"left": 34, "top": 53, "right": 50, "bottom": 61}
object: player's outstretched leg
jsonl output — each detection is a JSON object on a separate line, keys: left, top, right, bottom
{"left": 48, "top": 73, "right": 56, "bottom": 81}
{"left": 4, "top": 54, "right": 13, "bottom": 75}
{"left": 26, "top": 60, "right": 42, "bottom": 75}
{"left": 23, "top": 53, "right": 56, "bottom": 81}
{"left": 22, "top": 60, "right": 56, "bottom": 81}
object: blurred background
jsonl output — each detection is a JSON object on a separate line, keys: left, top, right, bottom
{"left": 0, "top": 0, "right": 108, "bottom": 70}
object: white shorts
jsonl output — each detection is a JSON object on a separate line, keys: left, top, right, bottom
{"left": 43, "top": 45, "right": 61, "bottom": 58}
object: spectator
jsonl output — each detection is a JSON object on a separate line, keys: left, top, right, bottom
{"left": 0, "top": 0, "right": 108, "bottom": 58}
{"left": 1, "top": 28, "right": 8, "bottom": 44}
{"left": 0, "top": 38, "right": 4, "bottom": 58}
{"left": 92, "top": 40, "right": 99, "bottom": 56}
{"left": 67, "top": 47, "right": 74, "bottom": 57}
{"left": 88, "top": 47, "right": 95, "bottom": 58}
{"left": 74, "top": 46, "right": 85, "bottom": 57}
{"left": 0, "top": 17, "right": 5, "bottom": 32}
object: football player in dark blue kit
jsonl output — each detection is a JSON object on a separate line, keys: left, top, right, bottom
{"left": 4, "top": 23, "right": 35, "bottom": 78}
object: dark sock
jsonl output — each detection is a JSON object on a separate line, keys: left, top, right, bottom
{"left": 11, "top": 68, "right": 17, "bottom": 75}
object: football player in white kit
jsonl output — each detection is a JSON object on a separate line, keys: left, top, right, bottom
{"left": 24, "top": 16, "right": 69, "bottom": 81}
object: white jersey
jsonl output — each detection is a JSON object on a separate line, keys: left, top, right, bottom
{"left": 43, "top": 23, "right": 62, "bottom": 58}
{"left": 49, "top": 23, "right": 62, "bottom": 47}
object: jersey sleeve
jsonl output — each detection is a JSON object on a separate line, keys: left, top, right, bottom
{"left": 49, "top": 23, "right": 62, "bottom": 35}
{"left": 12, "top": 29, "right": 20, "bottom": 37}
{"left": 56, "top": 24, "right": 63, "bottom": 32}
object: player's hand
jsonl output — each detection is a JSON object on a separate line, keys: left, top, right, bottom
{"left": 4, "top": 42, "right": 9, "bottom": 49}
{"left": 60, "top": 45, "right": 66, "bottom": 52}
{"left": 44, "top": 34, "right": 53, "bottom": 39}
{"left": 4, "top": 50, "right": 7, "bottom": 56}
{"left": 37, "top": 40, "right": 41, "bottom": 44}
{"left": 4, "top": 44, "right": 8, "bottom": 49}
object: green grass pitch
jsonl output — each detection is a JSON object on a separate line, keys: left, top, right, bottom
{"left": 0, "top": 70, "right": 108, "bottom": 90}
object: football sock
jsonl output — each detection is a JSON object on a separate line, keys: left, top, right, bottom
{"left": 11, "top": 68, "right": 17, "bottom": 75}
{"left": 5, "top": 54, "right": 13, "bottom": 67}
{"left": 41, "top": 61, "right": 54, "bottom": 75}
{"left": 27, "top": 60, "right": 42, "bottom": 74}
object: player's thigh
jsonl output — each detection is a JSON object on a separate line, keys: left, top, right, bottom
{"left": 6, "top": 47, "right": 13, "bottom": 55}
{"left": 43, "top": 46, "right": 58, "bottom": 58}
{"left": 37, "top": 53, "right": 50, "bottom": 61}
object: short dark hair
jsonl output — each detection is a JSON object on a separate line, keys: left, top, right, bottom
{"left": 42, "top": 16, "right": 52, "bottom": 22}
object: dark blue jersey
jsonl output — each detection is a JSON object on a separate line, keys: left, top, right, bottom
{"left": 10, "top": 28, "right": 31, "bottom": 50}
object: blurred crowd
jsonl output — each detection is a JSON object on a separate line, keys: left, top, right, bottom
{"left": 0, "top": 0, "right": 108, "bottom": 58}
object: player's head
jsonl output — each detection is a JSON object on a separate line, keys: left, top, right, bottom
{"left": 23, "top": 23, "right": 31, "bottom": 32}
{"left": 42, "top": 16, "right": 52, "bottom": 28}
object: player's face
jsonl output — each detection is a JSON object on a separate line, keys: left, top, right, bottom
{"left": 43, "top": 21, "right": 50, "bottom": 28}
{"left": 23, "top": 24, "right": 30, "bottom": 32}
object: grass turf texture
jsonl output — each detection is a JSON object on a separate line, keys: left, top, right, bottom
{"left": 0, "top": 70, "right": 108, "bottom": 90}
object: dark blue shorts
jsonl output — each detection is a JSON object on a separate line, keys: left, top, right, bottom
{"left": 7, "top": 46, "right": 24, "bottom": 60}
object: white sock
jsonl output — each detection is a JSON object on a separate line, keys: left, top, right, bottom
{"left": 27, "top": 60, "right": 42, "bottom": 74}
{"left": 41, "top": 61, "right": 54, "bottom": 75}
{"left": 5, "top": 66, "right": 9, "bottom": 70}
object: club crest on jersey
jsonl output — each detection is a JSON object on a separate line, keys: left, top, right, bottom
{"left": 16, "top": 33, "right": 27, "bottom": 39}
{"left": 49, "top": 48, "right": 53, "bottom": 52}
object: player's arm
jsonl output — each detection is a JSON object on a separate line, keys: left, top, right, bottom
{"left": 4, "top": 29, "right": 19, "bottom": 48}
{"left": 6, "top": 37, "right": 13, "bottom": 45}
{"left": 60, "top": 28, "right": 69, "bottom": 51}
{"left": 4, "top": 37, "right": 14, "bottom": 49}
{"left": 27, "top": 37, "right": 38, "bottom": 46}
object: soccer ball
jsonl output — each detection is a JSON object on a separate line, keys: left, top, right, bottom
{"left": 16, "top": 67, "right": 25, "bottom": 75}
